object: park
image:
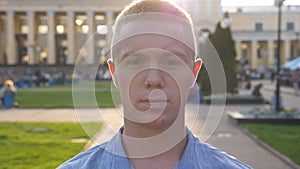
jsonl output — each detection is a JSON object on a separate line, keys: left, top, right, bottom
{"left": 0, "top": 0, "right": 300, "bottom": 168}
{"left": 0, "top": 79, "right": 299, "bottom": 168}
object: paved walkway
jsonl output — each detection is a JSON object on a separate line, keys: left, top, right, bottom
{"left": 0, "top": 80, "right": 299, "bottom": 169}
{"left": 252, "top": 79, "right": 297, "bottom": 96}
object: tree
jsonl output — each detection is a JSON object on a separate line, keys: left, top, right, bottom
{"left": 198, "top": 13, "right": 238, "bottom": 95}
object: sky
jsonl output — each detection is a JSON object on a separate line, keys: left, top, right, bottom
{"left": 221, "top": 0, "right": 300, "bottom": 6}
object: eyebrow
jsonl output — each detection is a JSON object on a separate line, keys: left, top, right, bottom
{"left": 163, "top": 46, "right": 193, "bottom": 63}
{"left": 119, "top": 50, "right": 146, "bottom": 63}
{"left": 116, "top": 39, "right": 194, "bottom": 63}
{"left": 116, "top": 46, "right": 132, "bottom": 63}
{"left": 119, "top": 48, "right": 193, "bottom": 65}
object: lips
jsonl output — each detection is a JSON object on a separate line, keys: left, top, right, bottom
{"left": 141, "top": 98, "right": 168, "bottom": 102}
{"left": 140, "top": 99, "right": 168, "bottom": 109}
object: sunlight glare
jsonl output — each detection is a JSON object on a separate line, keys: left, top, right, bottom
{"left": 284, "top": 0, "right": 300, "bottom": 5}
{"left": 221, "top": 0, "right": 274, "bottom": 6}
{"left": 222, "top": 0, "right": 300, "bottom": 6}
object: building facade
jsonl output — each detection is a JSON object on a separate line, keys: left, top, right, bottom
{"left": 0, "top": 0, "right": 131, "bottom": 66}
{"left": 229, "top": 6, "right": 300, "bottom": 69}
{"left": 0, "top": 0, "right": 299, "bottom": 69}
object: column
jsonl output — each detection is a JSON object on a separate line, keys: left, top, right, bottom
{"left": 106, "top": 11, "right": 113, "bottom": 50}
{"left": 47, "top": 11, "right": 56, "bottom": 65}
{"left": 235, "top": 41, "right": 242, "bottom": 60}
{"left": 7, "top": 11, "right": 17, "bottom": 65}
{"left": 0, "top": 19, "right": 3, "bottom": 64}
{"left": 27, "top": 11, "right": 36, "bottom": 65}
{"left": 251, "top": 40, "right": 258, "bottom": 69}
{"left": 67, "top": 11, "right": 76, "bottom": 64}
{"left": 292, "top": 42, "right": 298, "bottom": 57}
{"left": 87, "top": 11, "right": 95, "bottom": 65}
{"left": 284, "top": 40, "right": 291, "bottom": 62}
{"left": 268, "top": 40, "right": 274, "bottom": 68}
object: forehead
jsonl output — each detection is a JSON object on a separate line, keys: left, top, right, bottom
{"left": 112, "top": 19, "right": 195, "bottom": 64}
{"left": 114, "top": 34, "right": 193, "bottom": 63}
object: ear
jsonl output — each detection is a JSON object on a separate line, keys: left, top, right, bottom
{"left": 192, "top": 58, "right": 202, "bottom": 78}
{"left": 107, "top": 58, "right": 115, "bottom": 75}
{"left": 189, "top": 58, "right": 202, "bottom": 89}
{"left": 107, "top": 58, "right": 119, "bottom": 88}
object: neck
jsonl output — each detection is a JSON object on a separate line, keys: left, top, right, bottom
{"left": 123, "top": 121, "right": 170, "bottom": 138}
{"left": 121, "top": 117, "right": 187, "bottom": 169}
{"left": 122, "top": 109, "right": 185, "bottom": 138}
{"left": 128, "top": 135, "right": 188, "bottom": 169}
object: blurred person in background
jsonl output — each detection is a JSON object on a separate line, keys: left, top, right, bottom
{"left": 0, "top": 80, "right": 17, "bottom": 107}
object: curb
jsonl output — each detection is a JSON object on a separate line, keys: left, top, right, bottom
{"left": 238, "top": 125, "right": 300, "bottom": 169}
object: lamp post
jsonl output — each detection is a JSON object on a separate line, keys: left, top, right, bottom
{"left": 274, "top": 0, "right": 285, "bottom": 112}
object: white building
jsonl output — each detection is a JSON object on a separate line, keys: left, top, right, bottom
{"left": 0, "top": 0, "right": 299, "bottom": 69}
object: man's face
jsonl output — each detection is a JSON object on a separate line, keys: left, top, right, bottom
{"left": 110, "top": 18, "right": 200, "bottom": 129}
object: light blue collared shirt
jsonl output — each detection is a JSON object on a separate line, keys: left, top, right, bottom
{"left": 58, "top": 127, "right": 252, "bottom": 169}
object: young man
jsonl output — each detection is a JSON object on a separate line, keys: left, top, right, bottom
{"left": 58, "top": 0, "right": 252, "bottom": 168}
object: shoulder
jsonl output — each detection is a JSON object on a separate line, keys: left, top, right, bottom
{"left": 57, "top": 143, "right": 109, "bottom": 169}
{"left": 194, "top": 138, "right": 252, "bottom": 169}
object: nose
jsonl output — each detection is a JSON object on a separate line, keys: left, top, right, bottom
{"left": 144, "top": 69, "right": 165, "bottom": 89}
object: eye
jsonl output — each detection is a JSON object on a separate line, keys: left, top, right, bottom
{"left": 124, "top": 56, "right": 145, "bottom": 68}
{"left": 166, "top": 59, "right": 179, "bottom": 66}
{"left": 130, "top": 59, "right": 143, "bottom": 65}
{"left": 162, "top": 58, "right": 183, "bottom": 69}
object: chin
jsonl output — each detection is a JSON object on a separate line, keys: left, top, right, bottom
{"left": 145, "top": 115, "right": 177, "bottom": 130}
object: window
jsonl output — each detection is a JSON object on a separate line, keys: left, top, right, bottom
{"left": 254, "top": 22, "right": 263, "bottom": 32}
{"left": 82, "top": 25, "right": 89, "bottom": 34}
{"left": 38, "top": 25, "right": 48, "bottom": 34}
{"left": 21, "top": 25, "right": 29, "bottom": 34}
{"left": 95, "top": 15, "right": 104, "bottom": 21}
{"left": 286, "top": 22, "right": 295, "bottom": 31}
{"left": 97, "top": 25, "right": 107, "bottom": 34}
{"left": 20, "top": 19, "right": 28, "bottom": 34}
{"left": 98, "top": 39, "right": 106, "bottom": 47}
{"left": 56, "top": 25, "right": 65, "bottom": 34}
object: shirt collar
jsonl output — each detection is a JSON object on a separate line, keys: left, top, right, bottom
{"left": 104, "top": 126, "right": 127, "bottom": 157}
{"left": 104, "top": 126, "right": 198, "bottom": 168}
{"left": 174, "top": 127, "right": 197, "bottom": 168}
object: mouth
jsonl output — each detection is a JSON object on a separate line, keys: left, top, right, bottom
{"left": 140, "top": 99, "right": 169, "bottom": 108}
{"left": 141, "top": 98, "right": 168, "bottom": 102}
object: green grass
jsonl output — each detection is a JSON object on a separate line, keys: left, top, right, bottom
{"left": 75, "top": 81, "right": 113, "bottom": 89}
{"left": 29, "top": 81, "right": 113, "bottom": 89}
{"left": 241, "top": 124, "right": 300, "bottom": 165}
{"left": 0, "top": 122, "right": 102, "bottom": 169}
{"left": 16, "top": 90, "right": 120, "bottom": 108}
{"left": 15, "top": 81, "right": 120, "bottom": 108}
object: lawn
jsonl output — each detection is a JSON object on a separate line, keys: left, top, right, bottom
{"left": 30, "top": 81, "right": 113, "bottom": 89}
{"left": 15, "top": 81, "right": 120, "bottom": 108}
{"left": 0, "top": 122, "right": 102, "bottom": 169}
{"left": 241, "top": 124, "right": 300, "bottom": 165}
{"left": 16, "top": 90, "right": 120, "bottom": 108}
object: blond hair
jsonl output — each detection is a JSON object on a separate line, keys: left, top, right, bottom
{"left": 111, "top": 0, "right": 196, "bottom": 59}
{"left": 114, "top": 0, "right": 193, "bottom": 30}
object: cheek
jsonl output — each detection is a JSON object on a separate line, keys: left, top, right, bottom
{"left": 118, "top": 74, "right": 141, "bottom": 102}
{"left": 169, "top": 72, "right": 192, "bottom": 91}
{"left": 117, "top": 74, "right": 130, "bottom": 101}
{"left": 164, "top": 77, "right": 184, "bottom": 102}
{"left": 174, "top": 79, "right": 191, "bottom": 104}
{"left": 128, "top": 79, "right": 139, "bottom": 101}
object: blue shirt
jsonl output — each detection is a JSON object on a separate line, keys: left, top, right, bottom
{"left": 58, "top": 127, "right": 252, "bottom": 169}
